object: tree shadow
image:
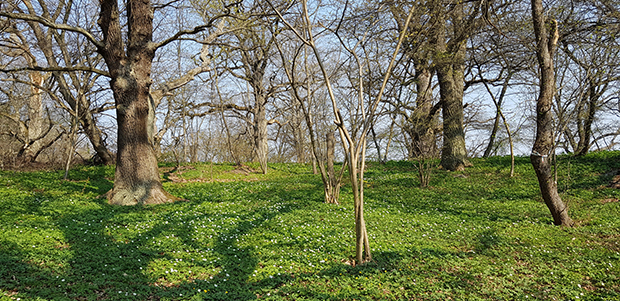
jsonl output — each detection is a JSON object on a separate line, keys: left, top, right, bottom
{"left": 0, "top": 166, "right": 316, "bottom": 300}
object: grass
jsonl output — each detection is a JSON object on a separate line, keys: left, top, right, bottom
{"left": 0, "top": 152, "right": 619, "bottom": 300}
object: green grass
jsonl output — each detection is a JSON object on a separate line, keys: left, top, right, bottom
{"left": 0, "top": 152, "right": 619, "bottom": 300}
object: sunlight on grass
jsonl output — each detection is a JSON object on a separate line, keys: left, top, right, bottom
{"left": 0, "top": 154, "right": 619, "bottom": 300}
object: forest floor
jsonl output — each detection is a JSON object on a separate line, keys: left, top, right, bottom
{"left": 0, "top": 152, "right": 619, "bottom": 300}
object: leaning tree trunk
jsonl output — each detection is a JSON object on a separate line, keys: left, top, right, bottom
{"left": 76, "top": 95, "right": 115, "bottom": 165}
{"left": 99, "top": 0, "right": 178, "bottom": 205}
{"left": 530, "top": 0, "right": 573, "bottom": 226}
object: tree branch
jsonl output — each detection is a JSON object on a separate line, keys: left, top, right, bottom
{"left": 0, "top": 11, "right": 103, "bottom": 49}
{"left": 153, "top": 2, "right": 241, "bottom": 50}
{"left": 1, "top": 65, "right": 109, "bottom": 77}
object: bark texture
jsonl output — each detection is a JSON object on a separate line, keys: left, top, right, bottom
{"left": 406, "top": 62, "right": 438, "bottom": 158}
{"left": 99, "top": 0, "right": 178, "bottom": 205}
{"left": 432, "top": 2, "right": 470, "bottom": 171}
{"left": 530, "top": 0, "right": 573, "bottom": 226}
{"left": 325, "top": 132, "right": 340, "bottom": 204}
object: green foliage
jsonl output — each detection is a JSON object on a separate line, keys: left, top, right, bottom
{"left": 1, "top": 153, "right": 619, "bottom": 300}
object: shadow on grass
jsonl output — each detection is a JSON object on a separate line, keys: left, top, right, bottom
{"left": 0, "top": 167, "right": 319, "bottom": 301}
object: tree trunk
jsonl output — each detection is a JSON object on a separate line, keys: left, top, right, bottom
{"left": 17, "top": 72, "right": 62, "bottom": 163}
{"left": 530, "top": 0, "right": 573, "bottom": 226}
{"left": 483, "top": 72, "right": 512, "bottom": 158}
{"left": 77, "top": 95, "right": 115, "bottom": 165}
{"left": 483, "top": 113, "right": 501, "bottom": 158}
{"left": 325, "top": 132, "right": 340, "bottom": 204}
{"left": 576, "top": 81, "right": 597, "bottom": 156}
{"left": 433, "top": 4, "right": 470, "bottom": 171}
{"left": 437, "top": 62, "right": 469, "bottom": 171}
{"left": 408, "top": 61, "right": 437, "bottom": 158}
{"left": 254, "top": 98, "right": 269, "bottom": 174}
{"left": 99, "top": 0, "right": 178, "bottom": 205}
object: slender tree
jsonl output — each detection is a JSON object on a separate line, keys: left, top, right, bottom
{"left": 530, "top": 0, "right": 573, "bottom": 226}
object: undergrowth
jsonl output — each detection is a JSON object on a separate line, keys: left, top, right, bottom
{"left": 0, "top": 152, "right": 619, "bottom": 300}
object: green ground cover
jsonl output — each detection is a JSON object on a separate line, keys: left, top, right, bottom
{"left": 0, "top": 152, "right": 619, "bottom": 300}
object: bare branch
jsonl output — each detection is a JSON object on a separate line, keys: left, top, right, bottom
{"left": 0, "top": 11, "right": 103, "bottom": 49}
{"left": 1, "top": 65, "right": 109, "bottom": 77}
{"left": 153, "top": 2, "right": 241, "bottom": 50}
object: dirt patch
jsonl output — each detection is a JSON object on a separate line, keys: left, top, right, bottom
{"left": 601, "top": 198, "right": 619, "bottom": 204}
{"left": 610, "top": 175, "right": 620, "bottom": 189}
{"left": 230, "top": 165, "right": 258, "bottom": 175}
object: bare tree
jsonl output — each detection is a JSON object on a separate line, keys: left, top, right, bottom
{"left": 271, "top": 0, "right": 415, "bottom": 264}
{"left": 530, "top": 0, "right": 573, "bottom": 226}
{"left": 0, "top": 28, "right": 64, "bottom": 163}
{"left": 1, "top": 0, "right": 114, "bottom": 165}
{"left": 555, "top": 1, "right": 620, "bottom": 155}
{"left": 387, "top": 1, "right": 440, "bottom": 160}
{"left": 275, "top": 34, "right": 343, "bottom": 204}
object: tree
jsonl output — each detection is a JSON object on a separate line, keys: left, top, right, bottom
{"left": 96, "top": 0, "right": 180, "bottom": 204}
{"left": 554, "top": 0, "right": 620, "bottom": 155}
{"left": 222, "top": 20, "right": 279, "bottom": 174}
{"left": 1, "top": 0, "right": 114, "bottom": 165}
{"left": 530, "top": 0, "right": 573, "bottom": 226}
{"left": 1, "top": 0, "right": 229, "bottom": 204}
{"left": 271, "top": 0, "right": 415, "bottom": 264}
{"left": 149, "top": 20, "right": 227, "bottom": 160}
{"left": 387, "top": 1, "right": 440, "bottom": 160}
{"left": 0, "top": 24, "right": 64, "bottom": 164}
{"left": 275, "top": 34, "right": 343, "bottom": 204}
{"left": 430, "top": 0, "right": 488, "bottom": 171}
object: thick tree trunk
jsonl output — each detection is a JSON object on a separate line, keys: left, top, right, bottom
{"left": 437, "top": 63, "right": 469, "bottom": 171}
{"left": 99, "top": 0, "right": 178, "bottom": 205}
{"left": 531, "top": 0, "right": 573, "bottom": 226}
{"left": 433, "top": 5, "right": 470, "bottom": 171}
{"left": 108, "top": 76, "right": 177, "bottom": 205}
{"left": 408, "top": 62, "right": 437, "bottom": 158}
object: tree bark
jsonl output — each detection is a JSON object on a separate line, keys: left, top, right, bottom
{"left": 325, "top": 132, "right": 340, "bottom": 204}
{"left": 530, "top": 0, "right": 573, "bottom": 226}
{"left": 99, "top": 0, "right": 178, "bottom": 205}
{"left": 407, "top": 61, "right": 438, "bottom": 158}
{"left": 576, "top": 80, "right": 598, "bottom": 156}
{"left": 253, "top": 91, "right": 269, "bottom": 174}
{"left": 433, "top": 2, "right": 470, "bottom": 171}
